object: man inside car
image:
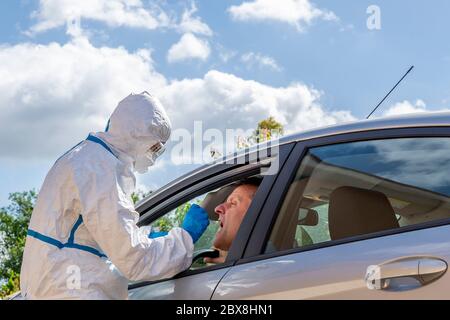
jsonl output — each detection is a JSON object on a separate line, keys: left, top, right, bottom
{"left": 203, "top": 178, "right": 261, "bottom": 264}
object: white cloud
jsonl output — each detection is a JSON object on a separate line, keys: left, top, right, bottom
{"left": 218, "top": 49, "right": 237, "bottom": 63}
{"left": 28, "top": 0, "right": 214, "bottom": 38}
{"left": 167, "top": 33, "right": 211, "bottom": 63}
{"left": 157, "top": 71, "right": 355, "bottom": 164}
{"left": 0, "top": 37, "right": 166, "bottom": 159}
{"left": 380, "top": 99, "right": 450, "bottom": 118}
{"left": 8, "top": 37, "right": 448, "bottom": 167}
{"left": 0, "top": 33, "right": 356, "bottom": 162}
{"left": 241, "top": 52, "right": 282, "bottom": 71}
{"left": 159, "top": 70, "right": 355, "bottom": 137}
{"left": 383, "top": 99, "right": 428, "bottom": 116}
{"left": 177, "top": 3, "right": 212, "bottom": 36}
{"left": 228, "top": 0, "right": 338, "bottom": 31}
{"left": 28, "top": 0, "right": 170, "bottom": 35}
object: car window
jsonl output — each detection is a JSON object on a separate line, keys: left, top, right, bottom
{"left": 265, "top": 137, "right": 450, "bottom": 253}
{"left": 149, "top": 193, "right": 220, "bottom": 269}
{"left": 149, "top": 173, "right": 264, "bottom": 270}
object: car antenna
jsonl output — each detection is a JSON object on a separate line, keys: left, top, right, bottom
{"left": 366, "top": 65, "right": 414, "bottom": 119}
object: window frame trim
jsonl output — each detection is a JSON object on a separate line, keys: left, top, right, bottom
{"left": 241, "top": 126, "right": 450, "bottom": 264}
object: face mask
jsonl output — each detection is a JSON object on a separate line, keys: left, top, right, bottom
{"left": 134, "top": 142, "right": 166, "bottom": 174}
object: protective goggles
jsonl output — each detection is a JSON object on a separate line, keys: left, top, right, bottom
{"left": 148, "top": 142, "right": 166, "bottom": 158}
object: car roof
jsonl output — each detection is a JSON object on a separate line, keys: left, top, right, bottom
{"left": 279, "top": 111, "right": 450, "bottom": 145}
{"left": 136, "top": 111, "right": 450, "bottom": 211}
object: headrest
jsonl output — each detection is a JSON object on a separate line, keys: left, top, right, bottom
{"left": 328, "top": 186, "right": 399, "bottom": 240}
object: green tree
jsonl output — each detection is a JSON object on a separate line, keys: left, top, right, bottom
{"left": 237, "top": 116, "right": 285, "bottom": 150}
{"left": 0, "top": 190, "right": 37, "bottom": 298}
{"left": 150, "top": 201, "right": 193, "bottom": 233}
{"left": 250, "top": 116, "right": 284, "bottom": 144}
{"left": 131, "top": 190, "right": 152, "bottom": 205}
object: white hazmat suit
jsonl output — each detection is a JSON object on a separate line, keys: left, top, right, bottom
{"left": 20, "top": 92, "right": 194, "bottom": 299}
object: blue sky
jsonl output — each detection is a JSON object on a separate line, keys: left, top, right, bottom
{"left": 1, "top": 0, "right": 449, "bottom": 206}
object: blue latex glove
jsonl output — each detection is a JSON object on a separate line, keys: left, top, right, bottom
{"left": 148, "top": 230, "right": 168, "bottom": 238}
{"left": 181, "top": 204, "right": 210, "bottom": 243}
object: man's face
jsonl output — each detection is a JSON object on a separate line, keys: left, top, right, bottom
{"left": 213, "top": 184, "right": 258, "bottom": 251}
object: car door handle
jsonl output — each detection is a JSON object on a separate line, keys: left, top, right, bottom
{"left": 365, "top": 256, "right": 448, "bottom": 291}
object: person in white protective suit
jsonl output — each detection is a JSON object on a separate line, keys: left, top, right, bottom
{"left": 20, "top": 91, "right": 209, "bottom": 299}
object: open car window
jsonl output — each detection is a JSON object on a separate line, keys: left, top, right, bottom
{"left": 147, "top": 171, "right": 266, "bottom": 271}
{"left": 148, "top": 192, "right": 220, "bottom": 270}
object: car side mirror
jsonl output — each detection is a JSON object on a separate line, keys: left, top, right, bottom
{"left": 298, "top": 208, "right": 319, "bottom": 226}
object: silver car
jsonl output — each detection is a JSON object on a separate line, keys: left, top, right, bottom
{"left": 128, "top": 112, "right": 450, "bottom": 300}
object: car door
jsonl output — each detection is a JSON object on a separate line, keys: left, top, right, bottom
{"left": 128, "top": 188, "right": 233, "bottom": 300}
{"left": 128, "top": 143, "right": 294, "bottom": 299}
{"left": 212, "top": 127, "right": 450, "bottom": 299}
